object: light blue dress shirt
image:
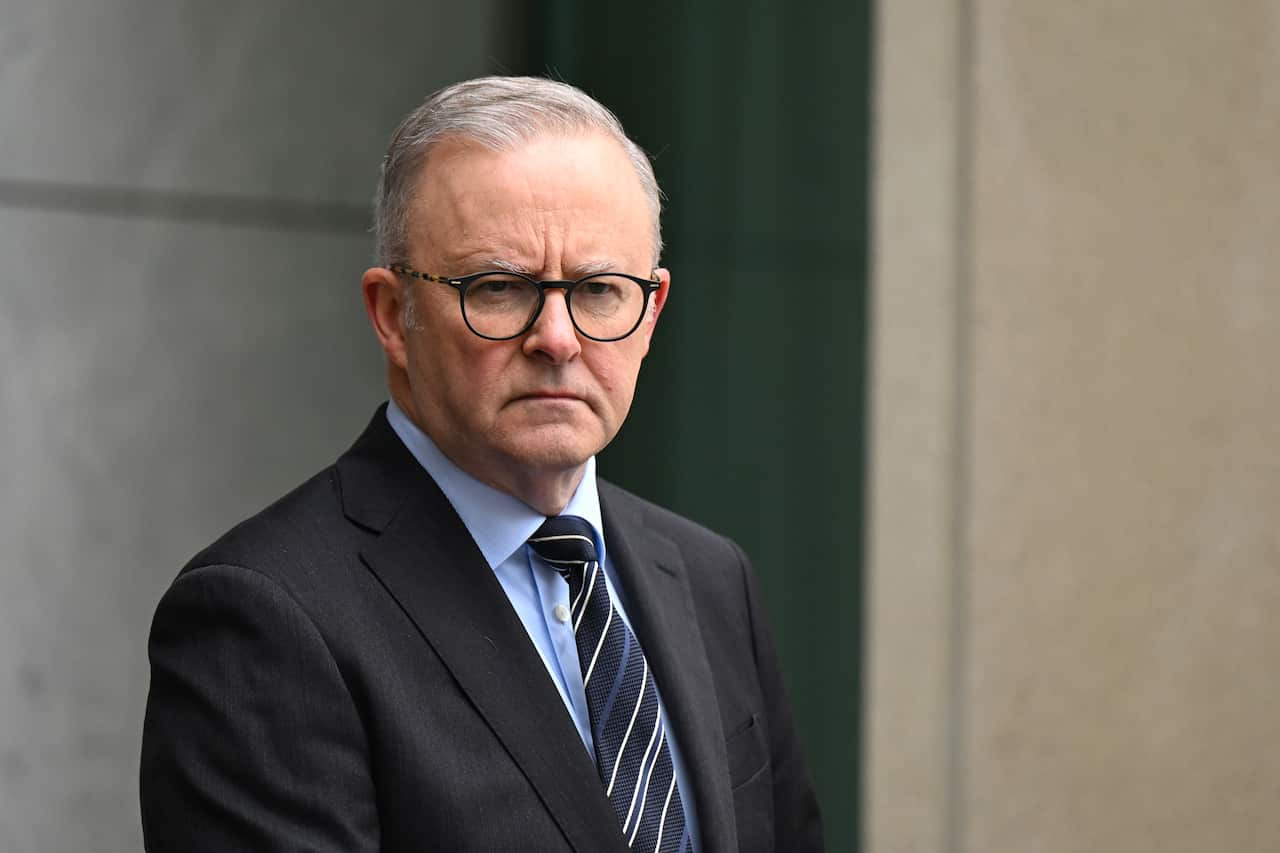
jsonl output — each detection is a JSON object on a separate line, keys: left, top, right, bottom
{"left": 385, "top": 400, "right": 699, "bottom": 850}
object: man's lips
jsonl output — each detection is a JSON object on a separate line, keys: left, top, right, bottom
{"left": 514, "top": 390, "right": 585, "bottom": 402}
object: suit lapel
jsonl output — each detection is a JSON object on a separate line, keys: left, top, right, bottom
{"left": 337, "top": 412, "right": 628, "bottom": 853}
{"left": 600, "top": 487, "right": 738, "bottom": 853}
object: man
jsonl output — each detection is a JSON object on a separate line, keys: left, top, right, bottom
{"left": 141, "top": 76, "right": 822, "bottom": 852}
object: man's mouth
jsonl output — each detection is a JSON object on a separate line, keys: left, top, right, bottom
{"left": 516, "top": 390, "right": 584, "bottom": 402}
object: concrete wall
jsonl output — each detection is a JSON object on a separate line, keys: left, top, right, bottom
{"left": 0, "top": 3, "right": 512, "bottom": 848}
{"left": 866, "top": 2, "right": 1280, "bottom": 852}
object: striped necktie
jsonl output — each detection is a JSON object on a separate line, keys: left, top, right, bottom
{"left": 528, "top": 515, "right": 690, "bottom": 852}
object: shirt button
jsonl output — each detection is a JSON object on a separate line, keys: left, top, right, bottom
{"left": 553, "top": 604, "right": 571, "bottom": 624}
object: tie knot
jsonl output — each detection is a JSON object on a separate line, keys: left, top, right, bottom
{"left": 528, "top": 515, "right": 599, "bottom": 572}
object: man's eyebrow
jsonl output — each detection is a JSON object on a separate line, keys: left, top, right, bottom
{"left": 450, "top": 257, "right": 629, "bottom": 278}
{"left": 441, "top": 255, "right": 533, "bottom": 275}
{"left": 570, "top": 260, "right": 620, "bottom": 278}
{"left": 484, "top": 257, "right": 533, "bottom": 275}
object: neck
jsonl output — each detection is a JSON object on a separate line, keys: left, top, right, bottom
{"left": 494, "top": 466, "right": 586, "bottom": 517}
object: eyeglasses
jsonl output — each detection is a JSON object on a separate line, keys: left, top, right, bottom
{"left": 389, "top": 265, "right": 661, "bottom": 342}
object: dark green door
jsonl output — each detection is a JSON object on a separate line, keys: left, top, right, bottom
{"left": 525, "top": 4, "right": 872, "bottom": 848}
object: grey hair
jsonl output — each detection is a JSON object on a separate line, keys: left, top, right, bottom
{"left": 373, "top": 76, "right": 664, "bottom": 269}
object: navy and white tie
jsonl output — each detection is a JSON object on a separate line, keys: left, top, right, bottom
{"left": 528, "top": 516, "right": 690, "bottom": 852}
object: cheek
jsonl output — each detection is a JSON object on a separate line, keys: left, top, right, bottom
{"left": 589, "top": 350, "right": 646, "bottom": 405}
{"left": 406, "top": 327, "right": 488, "bottom": 405}
{"left": 437, "top": 341, "right": 523, "bottom": 409}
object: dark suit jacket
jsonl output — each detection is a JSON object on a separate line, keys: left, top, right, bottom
{"left": 140, "top": 408, "right": 823, "bottom": 852}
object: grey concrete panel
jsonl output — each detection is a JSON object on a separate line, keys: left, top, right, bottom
{"left": 0, "top": 207, "right": 387, "bottom": 850}
{"left": 0, "top": 0, "right": 505, "bottom": 204}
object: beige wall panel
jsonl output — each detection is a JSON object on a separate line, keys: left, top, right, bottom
{"left": 966, "top": 2, "right": 1280, "bottom": 851}
{"left": 864, "top": 0, "right": 966, "bottom": 850}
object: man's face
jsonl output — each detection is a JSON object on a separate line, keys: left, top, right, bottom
{"left": 392, "top": 131, "right": 668, "bottom": 500}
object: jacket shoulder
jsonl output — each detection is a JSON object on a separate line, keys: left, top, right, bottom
{"left": 180, "top": 465, "right": 356, "bottom": 581}
{"left": 599, "top": 479, "right": 731, "bottom": 544}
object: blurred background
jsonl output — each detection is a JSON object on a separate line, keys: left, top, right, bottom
{"left": 1, "top": 1, "right": 1276, "bottom": 852}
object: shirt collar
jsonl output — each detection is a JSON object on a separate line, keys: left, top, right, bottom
{"left": 384, "top": 399, "right": 606, "bottom": 569}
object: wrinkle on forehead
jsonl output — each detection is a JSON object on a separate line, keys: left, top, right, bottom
{"left": 434, "top": 207, "right": 646, "bottom": 278}
{"left": 412, "top": 133, "right": 655, "bottom": 278}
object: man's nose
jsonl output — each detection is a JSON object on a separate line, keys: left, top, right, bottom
{"left": 521, "top": 289, "right": 582, "bottom": 363}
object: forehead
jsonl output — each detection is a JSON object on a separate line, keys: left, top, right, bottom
{"left": 407, "top": 132, "right": 654, "bottom": 272}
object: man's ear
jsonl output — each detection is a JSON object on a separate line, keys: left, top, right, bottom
{"left": 650, "top": 267, "right": 671, "bottom": 323}
{"left": 361, "top": 267, "right": 410, "bottom": 370}
{"left": 637, "top": 267, "right": 671, "bottom": 355}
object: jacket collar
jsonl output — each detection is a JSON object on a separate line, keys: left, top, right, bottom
{"left": 599, "top": 483, "right": 738, "bottom": 853}
{"left": 335, "top": 408, "right": 735, "bottom": 853}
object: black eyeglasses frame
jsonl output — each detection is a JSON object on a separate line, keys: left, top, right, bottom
{"left": 388, "top": 264, "right": 662, "bottom": 342}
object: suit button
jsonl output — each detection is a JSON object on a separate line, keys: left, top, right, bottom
{"left": 553, "top": 604, "right": 571, "bottom": 623}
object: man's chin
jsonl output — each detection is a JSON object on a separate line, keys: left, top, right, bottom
{"left": 498, "top": 426, "right": 604, "bottom": 473}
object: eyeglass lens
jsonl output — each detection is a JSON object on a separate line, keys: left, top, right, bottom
{"left": 462, "top": 274, "right": 646, "bottom": 340}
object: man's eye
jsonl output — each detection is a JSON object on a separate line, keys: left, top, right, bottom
{"left": 469, "top": 276, "right": 528, "bottom": 298}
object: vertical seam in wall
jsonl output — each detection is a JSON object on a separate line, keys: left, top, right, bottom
{"left": 946, "top": 0, "right": 977, "bottom": 851}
